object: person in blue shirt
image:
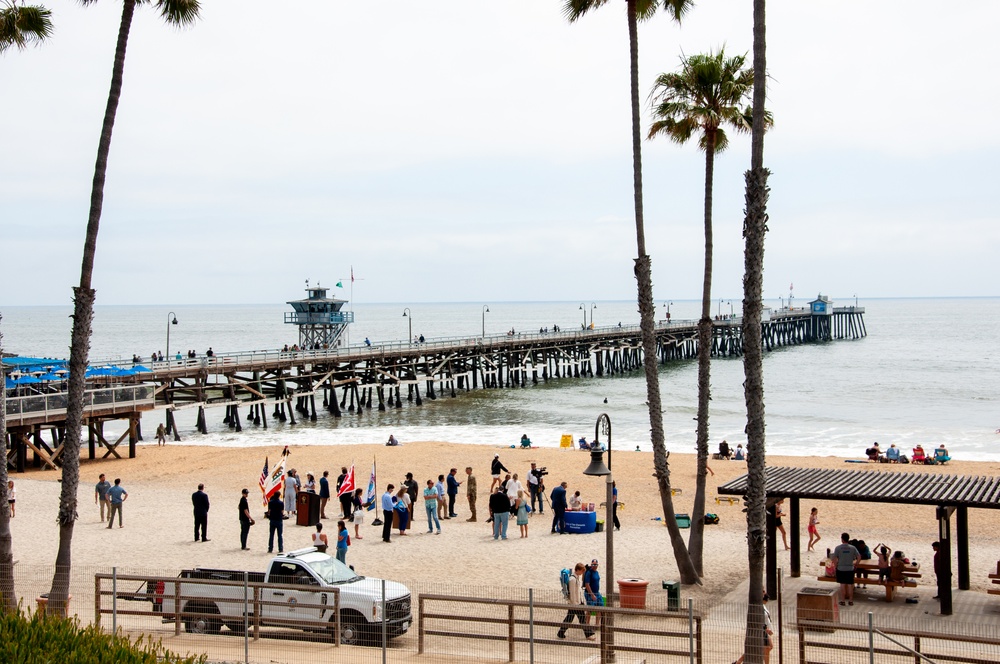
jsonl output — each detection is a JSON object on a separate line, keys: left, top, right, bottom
{"left": 583, "top": 559, "right": 603, "bottom": 629}
{"left": 336, "top": 520, "right": 350, "bottom": 564}
{"left": 381, "top": 484, "right": 396, "bottom": 543}
{"left": 106, "top": 478, "right": 128, "bottom": 529}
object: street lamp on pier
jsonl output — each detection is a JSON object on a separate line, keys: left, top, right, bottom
{"left": 579, "top": 303, "right": 586, "bottom": 328}
{"left": 583, "top": 413, "right": 615, "bottom": 654}
{"left": 482, "top": 305, "right": 490, "bottom": 337}
{"left": 403, "top": 308, "right": 412, "bottom": 342}
{"left": 718, "top": 299, "right": 724, "bottom": 317}
{"left": 854, "top": 293, "right": 858, "bottom": 309}
{"left": 590, "top": 303, "right": 597, "bottom": 328}
{"left": 166, "top": 312, "right": 178, "bottom": 364}
{"left": 666, "top": 301, "right": 673, "bottom": 320}
{"left": 729, "top": 301, "right": 734, "bottom": 318}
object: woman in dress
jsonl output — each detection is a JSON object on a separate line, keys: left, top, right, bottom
{"left": 284, "top": 469, "right": 298, "bottom": 516}
{"left": 395, "top": 487, "right": 410, "bottom": 535}
{"left": 351, "top": 488, "right": 365, "bottom": 540}
{"left": 515, "top": 489, "right": 529, "bottom": 538}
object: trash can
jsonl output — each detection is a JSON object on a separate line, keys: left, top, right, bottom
{"left": 617, "top": 579, "right": 649, "bottom": 609}
{"left": 36, "top": 593, "right": 72, "bottom": 614}
{"left": 797, "top": 587, "right": 839, "bottom": 626}
{"left": 662, "top": 580, "right": 681, "bottom": 611}
{"left": 296, "top": 492, "right": 320, "bottom": 526}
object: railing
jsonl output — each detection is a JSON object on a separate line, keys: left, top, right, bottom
{"left": 283, "top": 311, "right": 355, "bottom": 325}
{"left": 4, "top": 384, "right": 155, "bottom": 426}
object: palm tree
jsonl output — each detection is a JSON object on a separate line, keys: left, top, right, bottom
{"left": 740, "top": 0, "right": 771, "bottom": 660}
{"left": 648, "top": 50, "right": 761, "bottom": 576}
{"left": 1, "top": 3, "right": 52, "bottom": 613}
{"left": 0, "top": 1, "right": 53, "bottom": 52}
{"left": 46, "top": 0, "right": 201, "bottom": 616}
{"left": 563, "top": 0, "right": 699, "bottom": 584}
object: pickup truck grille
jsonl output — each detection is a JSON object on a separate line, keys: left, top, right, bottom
{"left": 385, "top": 595, "right": 411, "bottom": 622}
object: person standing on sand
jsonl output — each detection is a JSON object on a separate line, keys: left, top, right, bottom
{"left": 336, "top": 521, "right": 349, "bottom": 563}
{"left": 775, "top": 499, "right": 790, "bottom": 550}
{"left": 238, "top": 488, "right": 253, "bottom": 550}
{"left": 833, "top": 532, "right": 861, "bottom": 606}
{"left": 488, "top": 486, "right": 510, "bottom": 540}
{"left": 336, "top": 467, "right": 352, "bottom": 519}
{"left": 435, "top": 475, "right": 448, "bottom": 521}
{"left": 465, "top": 467, "right": 477, "bottom": 522}
{"left": 192, "top": 483, "right": 210, "bottom": 542}
{"left": 284, "top": 470, "right": 297, "bottom": 517}
{"left": 95, "top": 473, "right": 111, "bottom": 521}
{"left": 351, "top": 488, "right": 365, "bottom": 540}
{"left": 155, "top": 423, "right": 166, "bottom": 446}
{"left": 807, "top": 507, "right": 821, "bottom": 552}
{"left": 7, "top": 480, "right": 15, "bottom": 518}
{"left": 446, "top": 468, "right": 461, "bottom": 518}
{"left": 267, "top": 491, "right": 284, "bottom": 553}
{"left": 528, "top": 463, "right": 544, "bottom": 515}
{"left": 550, "top": 481, "right": 568, "bottom": 534}
{"left": 515, "top": 489, "right": 529, "bottom": 537}
{"left": 106, "top": 478, "right": 128, "bottom": 529}
{"left": 381, "top": 484, "right": 396, "bottom": 543}
{"left": 319, "top": 470, "right": 331, "bottom": 519}
{"left": 424, "top": 479, "right": 442, "bottom": 534}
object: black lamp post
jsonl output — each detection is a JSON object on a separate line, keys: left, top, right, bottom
{"left": 166, "top": 312, "right": 178, "bottom": 364}
{"left": 482, "top": 305, "right": 490, "bottom": 337}
{"left": 403, "top": 308, "right": 412, "bottom": 342}
{"left": 579, "top": 303, "right": 586, "bottom": 328}
{"left": 583, "top": 413, "right": 614, "bottom": 659}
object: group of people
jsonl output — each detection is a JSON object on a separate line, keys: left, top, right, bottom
{"left": 717, "top": 440, "right": 746, "bottom": 461}
{"left": 379, "top": 468, "right": 465, "bottom": 542}
{"left": 864, "top": 442, "right": 951, "bottom": 464}
{"left": 94, "top": 473, "right": 128, "bottom": 529}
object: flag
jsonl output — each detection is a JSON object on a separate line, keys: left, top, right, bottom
{"left": 337, "top": 463, "right": 356, "bottom": 497}
{"left": 335, "top": 281, "right": 343, "bottom": 288}
{"left": 364, "top": 460, "right": 377, "bottom": 510}
{"left": 260, "top": 448, "right": 288, "bottom": 505}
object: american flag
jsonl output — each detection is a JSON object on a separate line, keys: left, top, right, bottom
{"left": 259, "top": 449, "right": 289, "bottom": 505}
{"left": 258, "top": 456, "right": 269, "bottom": 497}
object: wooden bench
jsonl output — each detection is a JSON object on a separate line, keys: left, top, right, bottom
{"left": 815, "top": 575, "right": 917, "bottom": 602}
{"left": 714, "top": 496, "right": 740, "bottom": 506}
{"left": 988, "top": 561, "right": 1000, "bottom": 595}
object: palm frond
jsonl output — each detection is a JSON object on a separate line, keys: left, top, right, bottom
{"left": 155, "top": 0, "right": 200, "bottom": 27}
{"left": 562, "top": 0, "right": 609, "bottom": 22}
{"left": 0, "top": 3, "right": 53, "bottom": 52}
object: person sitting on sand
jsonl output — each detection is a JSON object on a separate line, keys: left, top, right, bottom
{"left": 866, "top": 443, "right": 882, "bottom": 462}
{"left": 934, "top": 445, "right": 951, "bottom": 464}
{"left": 520, "top": 434, "right": 532, "bottom": 448}
{"left": 578, "top": 438, "right": 591, "bottom": 450}
{"left": 719, "top": 440, "right": 732, "bottom": 460}
{"left": 734, "top": 444, "right": 745, "bottom": 461}
{"left": 386, "top": 434, "right": 399, "bottom": 446}
{"left": 885, "top": 444, "right": 900, "bottom": 463}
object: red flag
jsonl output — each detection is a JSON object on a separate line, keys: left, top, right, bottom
{"left": 338, "top": 464, "right": 356, "bottom": 497}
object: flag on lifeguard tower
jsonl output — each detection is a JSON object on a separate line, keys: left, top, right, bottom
{"left": 337, "top": 464, "right": 356, "bottom": 497}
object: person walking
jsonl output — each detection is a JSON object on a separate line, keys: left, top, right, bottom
{"left": 424, "top": 479, "right": 442, "bottom": 534}
{"left": 192, "top": 483, "right": 210, "bottom": 542}
{"left": 267, "top": 491, "right": 285, "bottom": 553}
{"left": 106, "top": 478, "right": 128, "bottom": 529}
{"left": 95, "top": 473, "right": 111, "bottom": 522}
{"left": 612, "top": 481, "right": 621, "bottom": 531}
{"left": 557, "top": 563, "right": 595, "bottom": 640}
{"left": 550, "top": 481, "right": 568, "bottom": 534}
{"left": 238, "top": 488, "right": 253, "bottom": 550}
{"left": 488, "top": 486, "right": 510, "bottom": 540}
{"left": 490, "top": 454, "right": 509, "bottom": 493}
{"left": 465, "top": 467, "right": 477, "bottom": 522}
{"left": 833, "top": 532, "right": 861, "bottom": 606}
{"left": 446, "top": 468, "right": 461, "bottom": 518}
{"left": 807, "top": 507, "right": 821, "bottom": 552}
{"left": 583, "top": 559, "right": 603, "bottom": 628}
{"left": 381, "top": 484, "right": 396, "bottom": 543}
{"left": 155, "top": 423, "right": 166, "bottom": 445}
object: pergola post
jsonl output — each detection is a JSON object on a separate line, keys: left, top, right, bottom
{"left": 956, "top": 506, "right": 970, "bottom": 590}
{"left": 790, "top": 497, "right": 801, "bottom": 578}
{"left": 936, "top": 506, "right": 953, "bottom": 616}
{"left": 766, "top": 501, "right": 777, "bottom": 599}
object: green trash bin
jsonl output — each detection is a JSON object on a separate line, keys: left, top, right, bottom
{"left": 662, "top": 580, "right": 680, "bottom": 611}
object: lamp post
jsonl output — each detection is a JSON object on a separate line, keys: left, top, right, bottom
{"left": 482, "top": 305, "right": 490, "bottom": 337}
{"left": 729, "top": 301, "right": 734, "bottom": 318}
{"left": 590, "top": 303, "right": 597, "bottom": 329}
{"left": 666, "top": 301, "right": 673, "bottom": 320}
{"left": 854, "top": 293, "right": 858, "bottom": 309}
{"left": 403, "top": 308, "right": 412, "bottom": 342}
{"left": 166, "top": 312, "right": 178, "bottom": 364}
{"left": 579, "top": 303, "right": 586, "bottom": 328}
{"left": 779, "top": 296, "right": 784, "bottom": 310}
{"left": 583, "top": 413, "right": 614, "bottom": 659}
{"left": 718, "top": 299, "right": 724, "bottom": 317}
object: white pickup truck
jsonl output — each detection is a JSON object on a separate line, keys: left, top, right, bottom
{"left": 134, "top": 548, "right": 411, "bottom": 645}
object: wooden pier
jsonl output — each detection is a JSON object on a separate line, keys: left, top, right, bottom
{"left": 4, "top": 306, "right": 865, "bottom": 472}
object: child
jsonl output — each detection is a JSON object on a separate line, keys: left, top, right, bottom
{"left": 6, "top": 480, "right": 14, "bottom": 518}
{"left": 889, "top": 551, "right": 906, "bottom": 582}
{"left": 875, "top": 543, "right": 891, "bottom": 582}
{"left": 807, "top": 507, "right": 820, "bottom": 551}
{"left": 336, "top": 520, "right": 350, "bottom": 564}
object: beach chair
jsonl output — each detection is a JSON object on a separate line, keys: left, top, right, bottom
{"left": 934, "top": 447, "right": 950, "bottom": 464}
{"left": 578, "top": 438, "right": 591, "bottom": 450}
{"left": 911, "top": 447, "right": 927, "bottom": 464}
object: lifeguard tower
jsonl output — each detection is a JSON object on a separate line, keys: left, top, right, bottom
{"left": 284, "top": 281, "right": 354, "bottom": 349}
{"left": 808, "top": 294, "right": 833, "bottom": 341}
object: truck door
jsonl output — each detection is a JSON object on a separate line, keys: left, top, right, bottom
{"left": 261, "top": 561, "right": 329, "bottom": 626}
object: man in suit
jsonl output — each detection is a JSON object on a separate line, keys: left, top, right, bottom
{"left": 550, "top": 481, "right": 568, "bottom": 534}
{"left": 238, "top": 488, "right": 253, "bottom": 550}
{"left": 267, "top": 491, "right": 285, "bottom": 553}
{"left": 192, "top": 483, "right": 210, "bottom": 542}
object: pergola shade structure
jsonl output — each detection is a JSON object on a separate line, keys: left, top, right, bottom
{"left": 717, "top": 467, "right": 1000, "bottom": 615}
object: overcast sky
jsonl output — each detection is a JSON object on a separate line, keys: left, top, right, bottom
{"left": 2, "top": 1, "right": 997, "bottom": 307}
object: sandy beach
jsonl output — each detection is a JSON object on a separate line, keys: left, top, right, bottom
{"left": 8, "top": 441, "right": 1000, "bottom": 606}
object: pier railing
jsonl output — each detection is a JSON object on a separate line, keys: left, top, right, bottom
{"left": 4, "top": 384, "right": 155, "bottom": 427}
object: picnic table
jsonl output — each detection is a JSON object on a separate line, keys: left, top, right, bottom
{"left": 816, "top": 561, "right": 921, "bottom": 602}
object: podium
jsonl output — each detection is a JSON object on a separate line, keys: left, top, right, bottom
{"left": 296, "top": 492, "right": 320, "bottom": 526}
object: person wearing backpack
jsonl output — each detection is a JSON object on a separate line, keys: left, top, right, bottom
{"left": 557, "top": 563, "right": 596, "bottom": 640}
{"left": 583, "top": 559, "right": 603, "bottom": 629}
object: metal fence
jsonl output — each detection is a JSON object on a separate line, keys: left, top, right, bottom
{"left": 6, "top": 563, "right": 1000, "bottom": 664}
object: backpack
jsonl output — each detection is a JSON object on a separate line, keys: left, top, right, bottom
{"left": 704, "top": 513, "right": 720, "bottom": 525}
{"left": 560, "top": 568, "right": 572, "bottom": 598}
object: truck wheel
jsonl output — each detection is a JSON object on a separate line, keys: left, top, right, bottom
{"left": 334, "top": 612, "right": 367, "bottom": 646}
{"left": 184, "top": 603, "right": 222, "bottom": 635}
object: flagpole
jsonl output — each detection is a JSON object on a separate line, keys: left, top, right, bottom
{"left": 371, "top": 455, "right": 382, "bottom": 526}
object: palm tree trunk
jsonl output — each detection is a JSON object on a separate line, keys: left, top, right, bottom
{"left": 47, "top": 0, "right": 137, "bottom": 616}
{"left": 742, "top": 0, "right": 770, "bottom": 660}
{"left": 625, "top": 0, "right": 698, "bottom": 585}
{"left": 689, "top": 131, "right": 717, "bottom": 575}
{"left": 0, "top": 320, "right": 16, "bottom": 613}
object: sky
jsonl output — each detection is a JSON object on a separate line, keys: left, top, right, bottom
{"left": 2, "top": 1, "right": 998, "bottom": 307}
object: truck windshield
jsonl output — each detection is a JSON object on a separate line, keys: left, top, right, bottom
{"left": 309, "top": 557, "right": 362, "bottom": 585}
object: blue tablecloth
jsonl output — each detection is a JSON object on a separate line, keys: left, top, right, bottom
{"left": 564, "top": 510, "right": 597, "bottom": 534}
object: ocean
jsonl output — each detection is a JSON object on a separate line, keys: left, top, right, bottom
{"left": 2, "top": 298, "right": 998, "bottom": 461}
